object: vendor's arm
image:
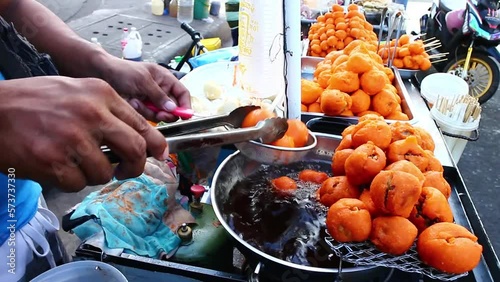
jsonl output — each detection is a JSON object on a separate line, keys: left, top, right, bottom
{"left": 0, "top": 0, "right": 191, "bottom": 122}
{"left": 0, "top": 76, "right": 169, "bottom": 191}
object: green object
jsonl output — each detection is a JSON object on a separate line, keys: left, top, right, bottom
{"left": 194, "top": 0, "right": 210, "bottom": 20}
{"left": 174, "top": 55, "right": 183, "bottom": 63}
{"left": 171, "top": 204, "right": 233, "bottom": 271}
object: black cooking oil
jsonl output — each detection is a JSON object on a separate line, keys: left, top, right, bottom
{"left": 226, "top": 161, "right": 353, "bottom": 268}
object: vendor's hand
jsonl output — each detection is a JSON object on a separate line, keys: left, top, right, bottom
{"left": 0, "top": 76, "right": 169, "bottom": 192}
{"left": 100, "top": 57, "right": 191, "bottom": 122}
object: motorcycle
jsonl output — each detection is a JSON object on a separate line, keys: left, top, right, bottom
{"left": 421, "top": 0, "right": 500, "bottom": 104}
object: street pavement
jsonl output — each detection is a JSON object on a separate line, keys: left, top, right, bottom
{"left": 36, "top": 0, "right": 499, "bottom": 260}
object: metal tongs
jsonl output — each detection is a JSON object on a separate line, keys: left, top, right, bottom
{"left": 102, "top": 106, "right": 288, "bottom": 163}
{"left": 377, "top": 5, "right": 405, "bottom": 68}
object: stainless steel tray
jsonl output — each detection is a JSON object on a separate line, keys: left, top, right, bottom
{"left": 301, "top": 56, "right": 418, "bottom": 124}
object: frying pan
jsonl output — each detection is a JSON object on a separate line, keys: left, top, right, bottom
{"left": 211, "top": 132, "right": 388, "bottom": 281}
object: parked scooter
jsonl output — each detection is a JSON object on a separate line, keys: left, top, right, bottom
{"left": 421, "top": 0, "right": 500, "bottom": 104}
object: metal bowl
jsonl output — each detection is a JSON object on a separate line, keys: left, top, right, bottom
{"left": 397, "top": 68, "right": 419, "bottom": 79}
{"left": 234, "top": 130, "right": 318, "bottom": 165}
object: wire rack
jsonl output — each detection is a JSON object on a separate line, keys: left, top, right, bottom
{"left": 324, "top": 236, "right": 469, "bottom": 281}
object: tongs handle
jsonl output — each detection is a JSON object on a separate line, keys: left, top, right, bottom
{"left": 156, "top": 113, "right": 235, "bottom": 137}
{"left": 155, "top": 105, "right": 260, "bottom": 137}
{"left": 102, "top": 122, "right": 271, "bottom": 164}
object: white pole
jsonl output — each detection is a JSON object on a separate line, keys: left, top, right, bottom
{"left": 284, "top": 0, "right": 302, "bottom": 120}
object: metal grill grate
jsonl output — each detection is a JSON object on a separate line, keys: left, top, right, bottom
{"left": 324, "top": 236, "right": 469, "bottom": 281}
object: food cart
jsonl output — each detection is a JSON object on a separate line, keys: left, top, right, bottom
{"left": 61, "top": 1, "right": 500, "bottom": 282}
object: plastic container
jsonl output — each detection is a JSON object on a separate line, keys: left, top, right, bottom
{"left": 238, "top": 0, "right": 285, "bottom": 99}
{"left": 191, "top": 37, "right": 221, "bottom": 56}
{"left": 420, "top": 73, "right": 469, "bottom": 106}
{"left": 177, "top": 0, "right": 194, "bottom": 23}
{"left": 120, "top": 28, "right": 129, "bottom": 51}
{"left": 31, "top": 261, "right": 128, "bottom": 282}
{"left": 210, "top": 1, "right": 221, "bottom": 16}
{"left": 194, "top": 0, "right": 210, "bottom": 19}
{"left": 90, "top": 37, "right": 101, "bottom": 47}
{"left": 430, "top": 106, "right": 480, "bottom": 163}
{"left": 123, "top": 27, "right": 143, "bottom": 61}
{"left": 152, "top": 0, "right": 165, "bottom": 15}
{"left": 169, "top": 0, "right": 178, "bottom": 17}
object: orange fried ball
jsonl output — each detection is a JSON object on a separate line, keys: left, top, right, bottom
{"left": 360, "top": 69, "right": 387, "bottom": 95}
{"left": 372, "top": 88, "right": 399, "bottom": 117}
{"left": 390, "top": 121, "right": 422, "bottom": 144}
{"left": 346, "top": 52, "right": 373, "bottom": 73}
{"left": 301, "top": 79, "right": 323, "bottom": 105}
{"left": 345, "top": 142, "right": 386, "bottom": 186}
{"left": 424, "top": 150, "right": 444, "bottom": 172}
{"left": 241, "top": 108, "right": 276, "bottom": 128}
{"left": 385, "top": 110, "right": 409, "bottom": 121}
{"left": 328, "top": 71, "right": 360, "bottom": 93}
{"left": 326, "top": 198, "right": 372, "bottom": 242}
{"left": 370, "top": 216, "right": 418, "bottom": 255}
{"left": 370, "top": 170, "right": 422, "bottom": 218}
{"left": 320, "top": 89, "right": 353, "bottom": 116}
{"left": 332, "top": 148, "right": 354, "bottom": 176}
{"left": 423, "top": 171, "right": 452, "bottom": 199}
{"left": 358, "top": 113, "right": 384, "bottom": 122}
{"left": 298, "top": 169, "right": 329, "bottom": 184}
{"left": 409, "top": 187, "right": 454, "bottom": 233}
{"left": 336, "top": 133, "right": 353, "bottom": 151}
{"left": 350, "top": 89, "right": 371, "bottom": 114}
{"left": 286, "top": 119, "right": 309, "bottom": 147}
{"left": 270, "top": 176, "right": 297, "bottom": 193}
{"left": 387, "top": 136, "right": 429, "bottom": 172}
{"left": 351, "top": 119, "right": 392, "bottom": 150}
{"left": 417, "top": 222, "right": 483, "bottom": 274}
{"left": 317, "top": 176, "right": 360, "bottom": 207}
{"left": 358, "top": 110, "right": 382, "bottom": 118}
{"left": 385, "top": 160, "right": 425, "bottom": 185}
{"left": 415, "top": 127, "right": 436, "bottom": 152}
{"left": 359, "top": 189, "right": 380, "bottom": 217}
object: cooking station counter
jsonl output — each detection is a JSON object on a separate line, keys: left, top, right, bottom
{"left": 73, "top": 78, "right": 499, "bottom": 282}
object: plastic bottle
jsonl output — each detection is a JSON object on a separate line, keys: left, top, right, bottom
{"left": 123, "top": 27, "right": 143, "bottom": 61}
{"left": 238, "top": 0, "right": 285, "bottom": 99}
{"left": 90, "top": 37, "right": 101, "bottom": 47}
{"left": 177, "top": 0, "right": 194, "bottom": 23}
{"left": 169, "top": 0, "right": 178, "bottom": 17}
{"left": 120, "top": 27, "right": 129, "bottom": 51}
{"left": 152, "top": 0, "right": 165, "bottom": 15}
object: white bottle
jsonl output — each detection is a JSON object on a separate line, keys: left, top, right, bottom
{"left": 120, "top": 27, "right": 129, "bottom": 51}
{"left": 123, "top": 27, "right": 143, "bottom": 61}
{"left": 90, "top": 37, "right": 101, "bottom": 47}
{"left": 151, "top": 0, "right": 164, "bottom": 16}
{"left": 238, "top": 0, "right": 285, "bottom": 99}
{"left": 177, "top": 0, "right": 194, "bottom": 23}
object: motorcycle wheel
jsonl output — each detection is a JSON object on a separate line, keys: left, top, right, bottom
{"left": 444, "top": 52, "right": 499, "bottom": 104}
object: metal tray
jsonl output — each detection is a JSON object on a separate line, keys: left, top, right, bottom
{"left": 301, "top": 56, "right": 418, "bottom": 124}
{"left": 397, "top": 68, "right": 419, "bottom": 80}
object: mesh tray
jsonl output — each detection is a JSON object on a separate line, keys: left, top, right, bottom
{"left": 324, "top": 236, "right": 469, "bottom": 281}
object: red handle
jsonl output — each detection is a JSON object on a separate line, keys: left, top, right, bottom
{"left": 190, "top": 185, "right": 206, "bottom": 199}
{"left": 143, "top": 100, "right": 194, "bottom": 119}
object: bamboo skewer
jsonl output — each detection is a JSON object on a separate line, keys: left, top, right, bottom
{"left": 424, "top": 40, "right": 441, "bottom": 47}
{"left": 422, "top": 36, "right": 435, "bottom": 43}
{"left": 430, "top": 58, "right": 448, "bottom": 64}
{"left": 426, "top": 45, "right": 442, "bottom": 52}
{"left": 428, "top": 52, "right": 449, "bottom": 58}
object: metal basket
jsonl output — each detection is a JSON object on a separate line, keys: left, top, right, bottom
{"left": 324, "top": 236, "right": 469, "bottom": 281}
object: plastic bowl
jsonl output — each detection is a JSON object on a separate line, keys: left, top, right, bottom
{"left": 234, "top": 131, "right": 318, "bottom": 165}
{"left": 31, "top": 261, "right": 128, "bottom": 282}
{"left": 420, "top": 73, "right": 469, "bottom": 105}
